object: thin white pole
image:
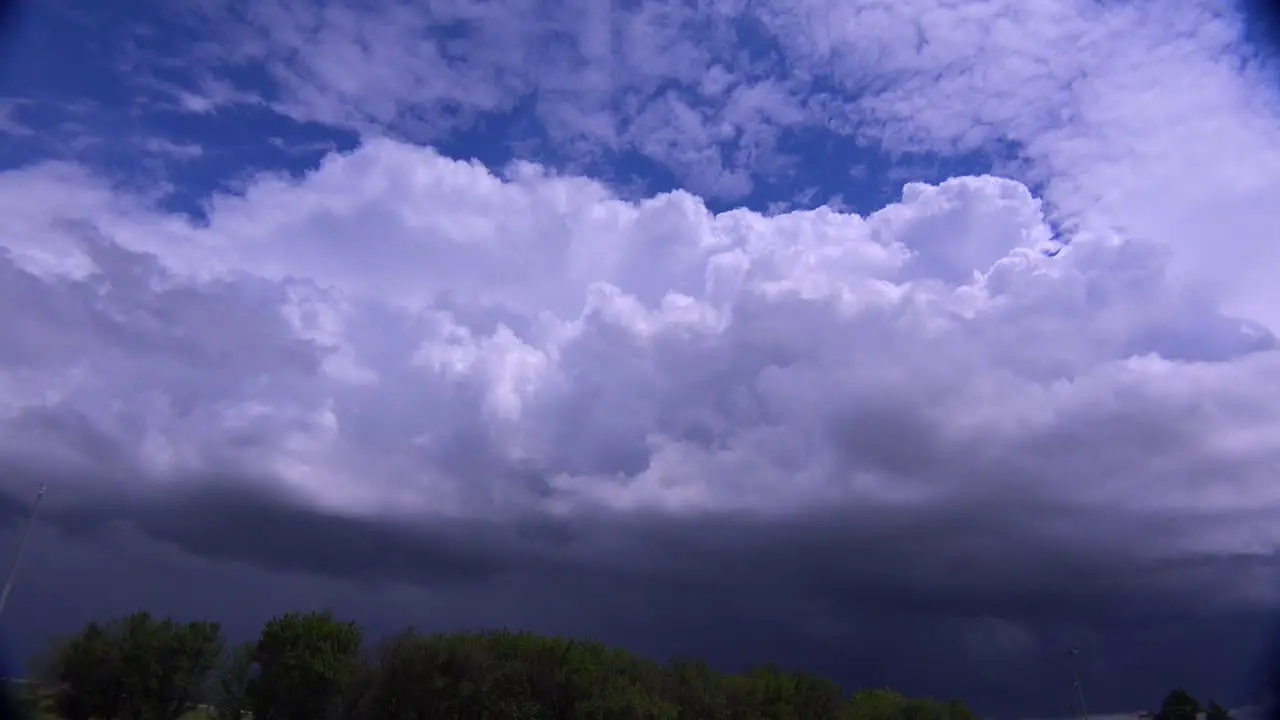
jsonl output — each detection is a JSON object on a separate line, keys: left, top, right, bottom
{"left": 0, "top": 483, "right": 47, "bottom": 622}
{"left": 1069, "top": 649, "right": 1091, "bottom": 720}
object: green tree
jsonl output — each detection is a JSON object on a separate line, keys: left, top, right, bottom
{"left": 1205, "top": 700, "right": 1232, "bottom": 720}
{"left": 730, "top": 663, "right": 847, "bottom": 720}
{"left": 563, "top": 642, "right": 672, "bottom": 720}
{"left": 902, "top": 697, "right": 954, "bottom": 720}
{"left": 42, "top": 621, "right": 118, "bottom": 720}
{"left": 209, "top": 643, "right": 255, "bottom": 720}
{"left": 945, "top": 698, "right": 979, "bottom": 720}
{"left": 248, "top": 610, "right": 363, "bottom": 720}
{"left": 1156, "top": 688, "right": 1202, "bottom": 720}
{"left": 662, "top": 658, "right": 734, "bottom": 720}
{"left": 41, "top": 613, "right": 222, "bottom": 720}
{"left": 37, "top": 609, "right": 989, "bottom": 720}
{"left": 848, "top": 688, "right": 909, "bottom": 720}
{"left": 132, "top": 616, "right": 223, "bottom": 720}
{"left": 354, "top": 629, "right": 440, "bottom": 720}
{"left": 786, "top": 670, "right": 847, "bottom": 720}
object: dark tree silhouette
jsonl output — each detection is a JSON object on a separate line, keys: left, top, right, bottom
{"left": 37, "top": 611, "right": 983, "bottom": 720}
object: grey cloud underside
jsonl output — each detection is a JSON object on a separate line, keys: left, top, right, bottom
{"left": 1, "top": 341, "right": 1273, "bottom": 641}
{"left": 1, "top": 478, "right": 1278, "bottom": 716}
{"left": 9, "top": 473, "right": 1277, "bottom": 622}
{"left": 3, "top": 478, "right": 527, "bottom": 584}
{"left": 4, "top": 361, "right": 1278, "bottom": 632}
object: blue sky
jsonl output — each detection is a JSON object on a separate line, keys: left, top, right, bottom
{"left": 3, "top": 0, "right": 1280, "bottom": 716}
{"left": 0, "top": 2, "right": 357, "bottom": 217}
{"left": 0, "top": 0, "right": 1010, "bottom": 220}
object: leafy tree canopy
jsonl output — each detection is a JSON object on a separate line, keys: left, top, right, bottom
{"left": 37, "top": 611, "right": 985, "bottom": 720}
{"left": 38, "top": 612, "right": 222, "bottom": 720}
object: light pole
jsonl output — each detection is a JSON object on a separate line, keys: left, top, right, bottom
{"left": 0, "top": 483, "right": 47, "bottom": 622}
{"left": 1069, "top": 648, "right": 1091, "bottom": 720}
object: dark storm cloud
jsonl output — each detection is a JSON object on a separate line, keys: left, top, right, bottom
{"left": 0, "top": 469, "right": 1246, "bottom": 617}
{"left": 0, "top": 475, "right": 534, "bottom": 587}
{"left": 1, "top": 331, "right": 1270, "bottom": 637}
{"left": 1, "top": 478, "right": 1277, "bottom": 717}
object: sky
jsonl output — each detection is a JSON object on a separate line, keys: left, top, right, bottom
{"left": 2, "top": 0, "right": 1280, "bottom": 716}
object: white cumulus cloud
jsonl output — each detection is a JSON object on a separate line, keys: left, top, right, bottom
{"left": 2, "top": 138, "right": 1278, "bottom": 613}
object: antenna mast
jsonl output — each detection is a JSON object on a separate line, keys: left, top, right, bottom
{"left": 1069, "top": 648, "right": 1091, "bottom": 720}
{"left": 0, "top": 483, "right": 47, "bottom": 621}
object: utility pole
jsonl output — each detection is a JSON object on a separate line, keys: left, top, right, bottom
{"left": 1069, "top": 648, "right": 1091, "bottom": 720}
{"left": 0, "top": 483, "right": 47, "bottom": 622}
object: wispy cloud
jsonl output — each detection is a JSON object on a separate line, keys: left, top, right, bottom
{"left": 142, "top": 137, "right": 203, "bottom": 160}
{"left": 0, "top": 98, "right": 33, "bottom": 136}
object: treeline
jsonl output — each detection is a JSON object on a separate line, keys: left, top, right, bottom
{"left": 1150, "top": 688, "right": 1234, "bottom": 720}
{"left": 12, "top": 610, "right": 981, "bottom": 720}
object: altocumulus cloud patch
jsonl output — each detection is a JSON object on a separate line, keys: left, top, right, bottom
{"left": 3, "top": 0, "right": 1280, "bottom": 716}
